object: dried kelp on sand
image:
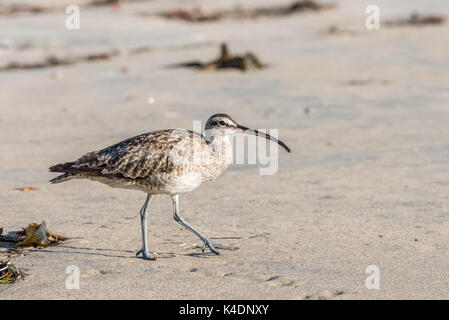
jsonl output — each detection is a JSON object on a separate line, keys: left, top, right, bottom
{"left": 169, "top": 43, "right": 265, "bottom": 72}
{"left": 157, "top": 1, "right": 336, "bottom": 22}
{"left": 0, "top": 221, "right": 67, "bottom": 248}
{"left": 385, "top": 12, "right": 446, "bottom": 27}
{"left": 0, "top": 260, "right": 25, "bottom": 284}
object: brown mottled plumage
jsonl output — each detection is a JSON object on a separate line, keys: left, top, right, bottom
{"left": 50, "top": 129, "right": 230, "bottom": 194}
{"left": 49, "top": 114, "right": 291, "bottom": 260}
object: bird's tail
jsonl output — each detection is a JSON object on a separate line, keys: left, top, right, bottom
{"left": 49, "top": 162, "right": 76, "bottom": 184}
{"left": 49, "top": 173, "right": 75, "bottom": 184}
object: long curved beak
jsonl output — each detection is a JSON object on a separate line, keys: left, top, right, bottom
{"left": 236, "top": 125, "right": 291, "bottom": 153}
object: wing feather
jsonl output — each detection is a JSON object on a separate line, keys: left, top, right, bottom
{"left": 66, "top": 129, "right": 208, "bottom": 179}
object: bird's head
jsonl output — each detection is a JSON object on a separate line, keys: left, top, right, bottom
{"left": 204, "top": 113, "right": 291, "bottom": 153}
{"left": 205, "top": 113, "right": 238, "bottom": 132}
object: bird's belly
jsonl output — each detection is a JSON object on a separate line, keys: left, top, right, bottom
{"left": 160, "top": 173, "right": 204, "bottom": 194}
{"left": 85, "top": 173, "right": 202, "bottom": 195}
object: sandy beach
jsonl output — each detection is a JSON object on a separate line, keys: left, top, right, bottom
{"left": 1, "top": 0, "right": 449, "bottom": 299}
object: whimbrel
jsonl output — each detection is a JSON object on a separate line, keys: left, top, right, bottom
{"left": 49, "top": 114, "right": 291, "bottom": 260}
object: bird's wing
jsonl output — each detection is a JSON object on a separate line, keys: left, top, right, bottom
{"left": 70, "top": 129, "right": 208, "bottom": 179}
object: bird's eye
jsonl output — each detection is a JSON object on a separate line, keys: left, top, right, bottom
{"left": 218, "top": 120, "right": 226, "bottom": 126}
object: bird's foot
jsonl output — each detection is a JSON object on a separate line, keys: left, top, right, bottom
{"left": 136, "top": 248, "right": 157, "bottom": 260}
{"left": 201, "top": 239, "right": 239, "bottom": 255}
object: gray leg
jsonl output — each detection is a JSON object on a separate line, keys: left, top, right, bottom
{"left": 171, "top": 194, "right": 234, "bottom": 255}
{"left": 136, "top": 194, "right": 156, "bottom": 260}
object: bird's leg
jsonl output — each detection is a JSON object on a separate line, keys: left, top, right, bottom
{"left": 171, "top": 194, "right": 234, "bottom": 255}
{"left": 136, "top": 194, "right": 156, "bottom": 260}
{"left": 171, "top": 194, "right": 218, "bottom": 254}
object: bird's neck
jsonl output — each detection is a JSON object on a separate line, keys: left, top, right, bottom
{"left": 206, "top": 134, "right": 232, "bottom": 162}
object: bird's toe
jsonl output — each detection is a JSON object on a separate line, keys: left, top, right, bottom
{"left": 136, "top": 249, "right": 157, "bottom": 260}
{"left": 142, "top": 254, "right": 157, "bottom": 261}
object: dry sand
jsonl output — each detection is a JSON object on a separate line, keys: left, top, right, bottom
{"left": 1, "top": 0, "right": 449, "bottom": 299}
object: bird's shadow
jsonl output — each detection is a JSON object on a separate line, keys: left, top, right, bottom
{"left": 184, "top": 251, "right": 218, "bottom": 258}
{"left": 2, "top": 233, "right": 249, "bottom": 260}
{"left": 23, "top": 244, "right": 218, "bottom": 260}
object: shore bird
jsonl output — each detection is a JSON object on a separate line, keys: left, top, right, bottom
{"left": 49, "top": 114, "right": 291, "bottom": 260}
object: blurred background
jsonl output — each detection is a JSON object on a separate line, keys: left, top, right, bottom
{"left": 1, "top": 0, "right": 449, "bottom": 299}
